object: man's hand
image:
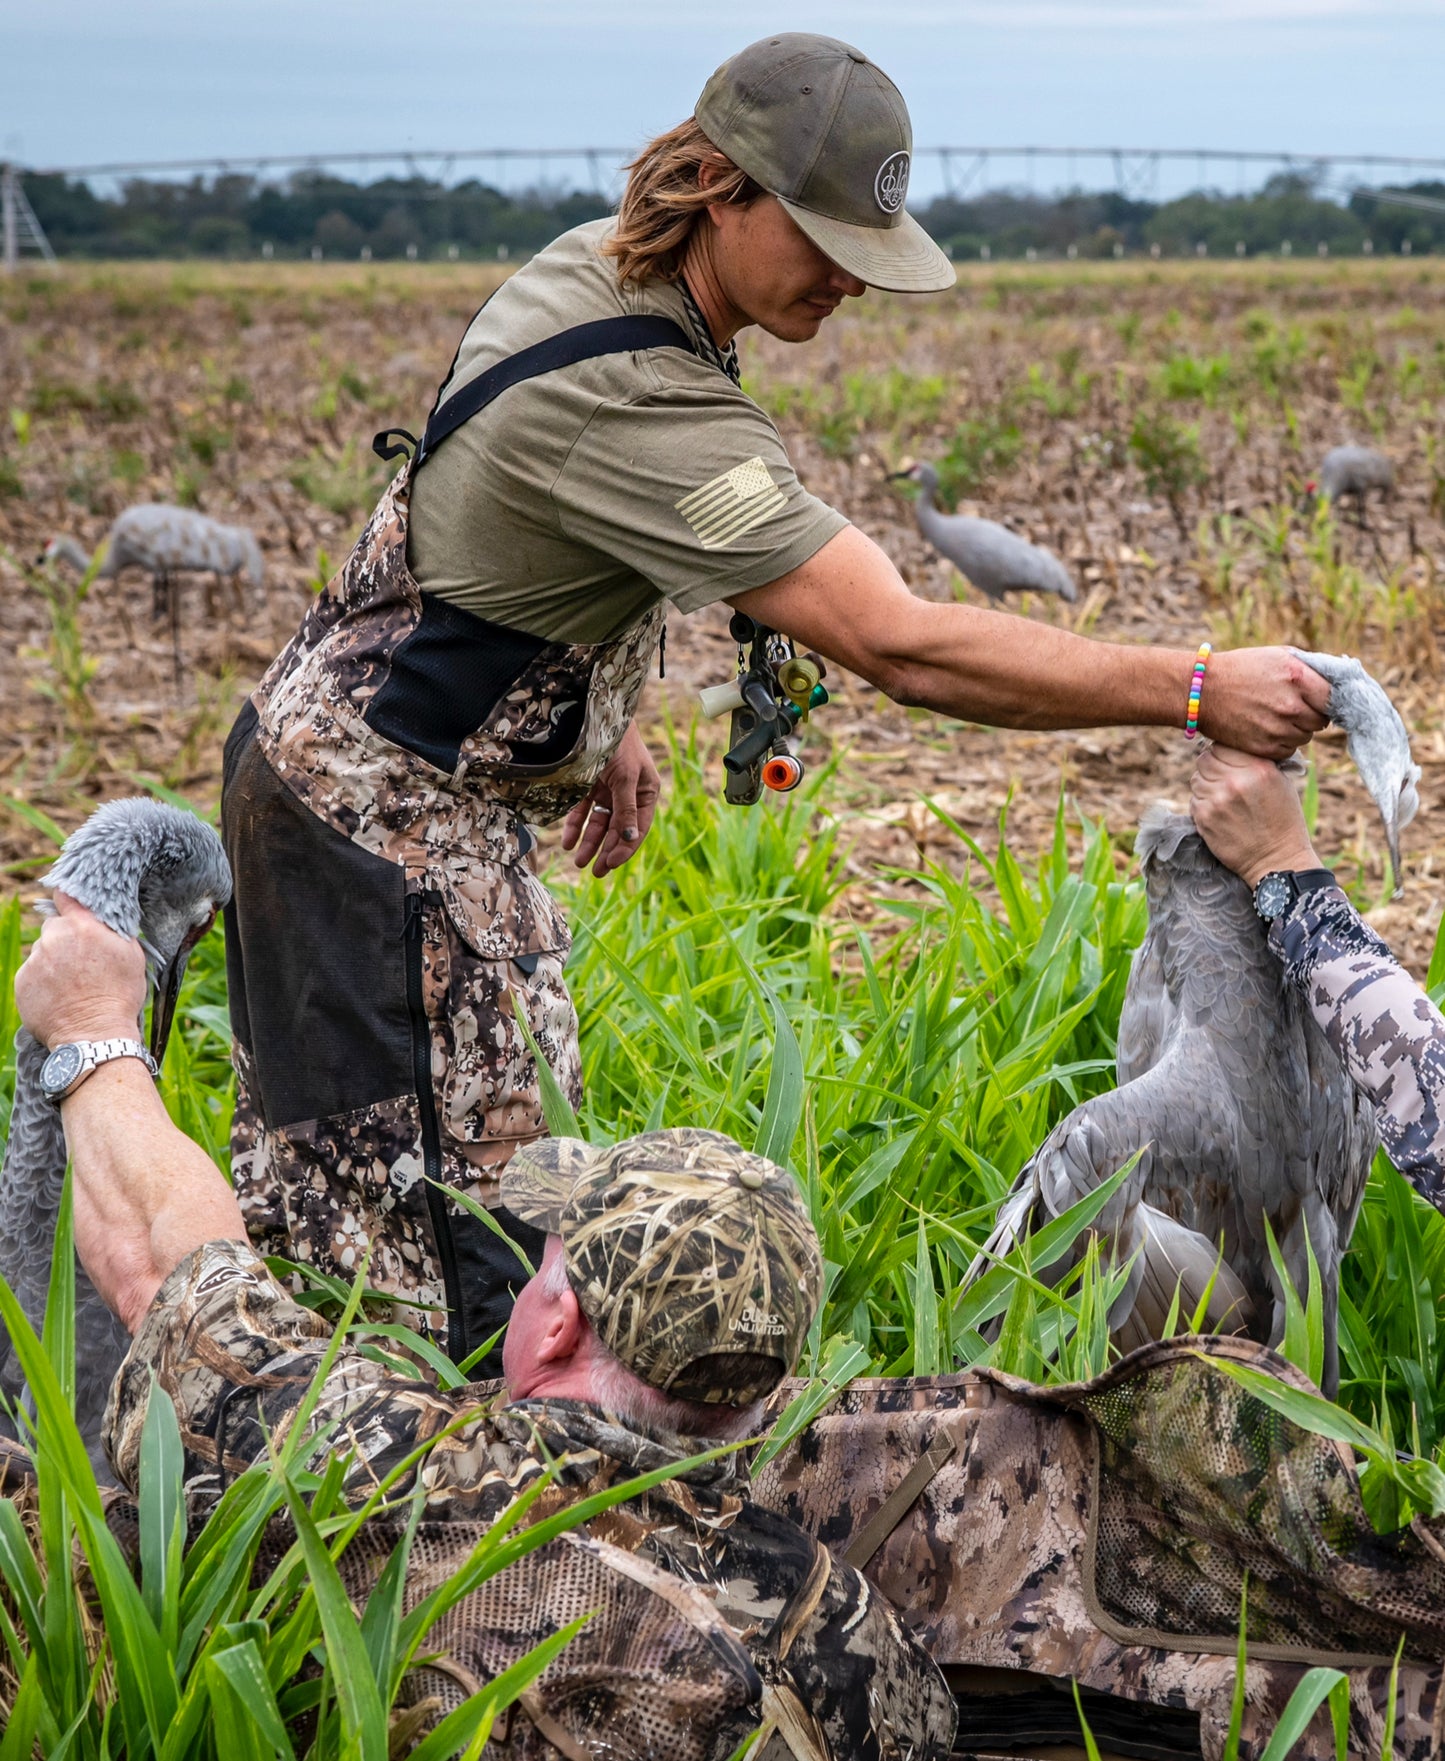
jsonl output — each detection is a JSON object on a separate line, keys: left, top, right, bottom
{"left": 1195, "top": 648, "right": 1332, "bottom": 761}
{"left": 559, "top": 722, "right": 661, "bottom": 878}
{"left": 16, "top": 892, "right": 146, "bottom": 1049}
{"left": 1190, "top": 745, "right": 1324, "bottom": 888}
{"left": 14, "top": 890, "right": 244, "bottom": 1334}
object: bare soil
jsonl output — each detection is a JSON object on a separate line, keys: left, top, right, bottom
{"left": 1, "top": 258, "right": 1442, "bottom": 970}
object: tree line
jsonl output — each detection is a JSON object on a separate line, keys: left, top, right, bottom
{"left": 20, "top": 167, "right": 1445, "bottom": 261}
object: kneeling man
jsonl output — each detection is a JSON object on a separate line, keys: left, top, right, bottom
{"left": 17, "top": 895, "right": 955, "bottom": 1760}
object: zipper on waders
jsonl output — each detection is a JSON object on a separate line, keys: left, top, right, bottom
{"left": 403, "top": 888, "right": 469, "bottom": 1363}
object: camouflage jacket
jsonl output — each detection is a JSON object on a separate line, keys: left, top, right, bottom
{"left": 105, "top": 1240, "right": 956, "bottom": 1761}
{"left": 252, "top": 454, "right": 661, "bottom": 865}
{"left": 1271, "top": 886, "right": 1445, "bottom": 1208}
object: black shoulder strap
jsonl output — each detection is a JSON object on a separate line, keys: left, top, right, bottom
{"left": 374, "top": 315, "right": 696, "bottom": 471}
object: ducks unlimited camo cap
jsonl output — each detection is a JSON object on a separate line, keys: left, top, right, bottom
{"left": 502, "top": 1128, "right": 822, "bottom": 1404}
{"left": 695, "top": 33, "right": 955, "bottom": 294}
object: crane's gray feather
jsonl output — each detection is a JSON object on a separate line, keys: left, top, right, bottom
{"left": 968, "top": 809, "right": 1375, "bottom": 1396}
{"left": 0, "top": 800, "right": 230, "bottom": 1479}
{"left": 1292, "top": 649, "right": 1420, "bottom": 895}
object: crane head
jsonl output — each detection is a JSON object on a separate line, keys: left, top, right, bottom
{"left": 1291, "top": 650, "right": 1421, "bottom": 896}
{"left": 886, "top": 460, "right": 940, "bottom": 495}
{"left": 41, "top": 800, "right": 232, "bottom": 1064}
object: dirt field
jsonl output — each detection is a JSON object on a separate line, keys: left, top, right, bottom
{"left": 2, "top": 257, "right": 1442, "bottom": 969}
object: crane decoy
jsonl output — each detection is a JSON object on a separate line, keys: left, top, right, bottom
{"left": 1295, "top": 649, "right": 1420, "bottom": 897}
{"left": 0, "top": 800, "right": 231, "bottom": 1478}
{"left": 962, "top": 655, "right": 1418, "bottom": 1397}
{"left": 888, "top": 462, "right": 1078, "bottom": 604}
{"left": 42, "top": 505, "right": 264, "bottom": 680}
{"left": 1306, "top": 446, "right": 1394, "bottom": 519}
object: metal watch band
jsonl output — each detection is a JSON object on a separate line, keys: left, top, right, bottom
{"left": 51, "top": 1037, "right": 160, "bottom": 1101}
{"left": 89, "top": 1037, "right": 161, "bottom": 1078}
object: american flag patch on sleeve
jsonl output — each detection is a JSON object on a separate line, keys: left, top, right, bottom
{"left": 675, "top": 457, "right": 787, "bottom": 550}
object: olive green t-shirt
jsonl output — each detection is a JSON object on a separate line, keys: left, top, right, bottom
{"left": 406, "top": 218, "right": 848, "bottom": 643}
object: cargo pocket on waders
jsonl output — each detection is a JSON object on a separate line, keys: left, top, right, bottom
{"left": 403, "top": 874, "right": 573, "bottom": 1369}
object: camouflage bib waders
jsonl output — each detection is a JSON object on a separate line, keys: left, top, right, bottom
{"left": 222, "top": 316, "right": 695, "bottom": 1365}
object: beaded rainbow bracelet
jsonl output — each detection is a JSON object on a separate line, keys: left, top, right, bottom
{"left": 1183, "top": 641, "right": 1212, "bottom": 740}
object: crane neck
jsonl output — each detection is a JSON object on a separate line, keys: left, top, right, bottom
{"left": 0, "top": 1031, "right": 71, "bottom": 1307}
{"left": 50, "top": 537, "right": 93, "bottom": 574}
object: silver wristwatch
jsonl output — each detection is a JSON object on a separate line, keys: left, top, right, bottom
{"left": 38, "top": 1038, "right": 160, "bottom": 1105}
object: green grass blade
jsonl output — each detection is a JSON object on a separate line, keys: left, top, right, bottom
{"left": 43, "top": 1169, "right": 77, "bottom": 1407}
{"left": 433, "top": 1179, "right": 537, "bottom": 1282}
{"left": 0, "top": 1653, "right": 44, "bottom": 1761}
{"left": 406, "top": 1617, "right": 589, "bottom": 1761}
{"left": 206, "top": 1639, "right": 298, "bottom": 1758}
{"left": 1379, "top": 1634, "right": 1404, "bottom": 1759}
{"left": 280, "top": 1471, "right": 388, "bottom": 1761}
{"left": 754, "top": 980, "right": 805, "bottom": 1170}
{"left": 753, "top": 1336, "right": 870, "bottom": 1472}
{"left": 1071, "top": 1680, "right": 1104, "bottom": 1761}
{"left": 1256, "top": 1667, "right": 1349, "bottom": 1761}
{"left": 1224, "top": 1576, "right": 1249, "bottom": 1761}
{"left": 512, "top": 1001, "right": 581, "bottom": 1138}
{"left": 138, "top": 1378, "right": 186, "bottom": 1657}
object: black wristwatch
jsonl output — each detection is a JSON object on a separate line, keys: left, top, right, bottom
{"left": 1252, "top": 868, "right": 1336, "bottom": 922}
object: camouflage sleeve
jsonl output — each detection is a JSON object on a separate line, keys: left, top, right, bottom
{"left": 767, "top": 1554, "right": 958, "bottom": 1761}
{"left": 696, "top": 1503, "right": 956, "bottom": 1761}
{"left": 1270, "top": 887, "right": 1445, "bottom": 1208}
{"left": 103, "top": 1239, "right": 523, "bottom": 1512}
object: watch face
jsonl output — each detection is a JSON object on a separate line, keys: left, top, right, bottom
{"left": 40, "top": 1043, "right": 84, "bottom": 1096}
{"left": 1255, "top": 874, "right": 1292, "bottom": 920}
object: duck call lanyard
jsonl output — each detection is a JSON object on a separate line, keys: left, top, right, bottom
{"left": 718, "top": 615, "right": 829, "bottom": 805}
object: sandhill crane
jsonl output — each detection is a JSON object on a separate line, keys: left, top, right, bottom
{"left": 961, "top": 656, "right": 1418, "bottom": 1398}
{"left": 43, "top": 505, "right": 264, "bottom": 679}
{"left": 1307, "top": 446, "right": 1394, "bottom": 520}
{"left": 888, "top": 462, "right": 1077, "bottom": 604}
{"left": 0, "top": 801, "right": 231, "bottom": 1478}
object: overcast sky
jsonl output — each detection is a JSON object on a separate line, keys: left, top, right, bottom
{"left": 8, "top": 1, "right": 1443, "bottom": 204}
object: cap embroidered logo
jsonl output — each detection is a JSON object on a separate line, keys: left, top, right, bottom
{"left": 874, "top": 150, "right": 910, "bottom": 215}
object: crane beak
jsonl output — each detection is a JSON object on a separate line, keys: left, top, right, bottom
{"left": 147, "top": 911, "right": 218, "bottom": 1064}
{"left": 1384, "top": 813, "right": 1404, "bottom": 902}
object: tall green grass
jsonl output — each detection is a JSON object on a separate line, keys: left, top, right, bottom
{"left": 3, "top": 735, "right": 1444, "bottom": 1481}
{"left": 0, "top": 732, "right": 1443, "bottom": 1745}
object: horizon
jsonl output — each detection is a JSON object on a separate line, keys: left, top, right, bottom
{"left": 10, "top": 1, "right": 1444, "bottom": 208}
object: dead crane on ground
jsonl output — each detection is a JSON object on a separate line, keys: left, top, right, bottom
{"left": 888, "top": 462, "right": 1078, "bottom": 605}
{"left": 0, "top": 801, "right": 231, "bottom": 1477}
{"left": 42, "top": 504, "right": 264, "bottom": 679}
{"left": 960, "top": 654, "right": 1419, "bottom": 1398}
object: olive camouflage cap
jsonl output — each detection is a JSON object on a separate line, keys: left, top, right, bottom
{"left": 502, "top": 1127, "right": 822, "bottom": 1405}
{"left": 695, "top": 33, "right": 955, "bottom": 294}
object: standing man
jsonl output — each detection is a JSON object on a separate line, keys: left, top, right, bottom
{"left": 222, "top": 33, "right": 1331, "bottom": 1368}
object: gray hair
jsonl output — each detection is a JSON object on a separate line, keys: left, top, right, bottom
{"left": 537, "top": 1248, "right": 764, "bottom": 1442}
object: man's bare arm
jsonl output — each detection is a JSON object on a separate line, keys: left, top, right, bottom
{"left": 730, "top": 525, "right": 1331, "bottom": 759}
{"left": 15, "top": 897, "right": 245, "bottom": 1334}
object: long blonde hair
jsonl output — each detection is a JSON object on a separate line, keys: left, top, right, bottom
{"left": 603, "top": 118, "right": 762, "bottom": 286}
